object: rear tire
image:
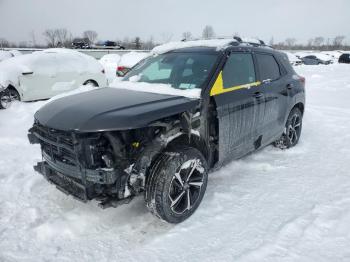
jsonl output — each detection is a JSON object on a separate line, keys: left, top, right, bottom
{"left": 145, "top": 147, "right": 208, "bottom": 223}
{"left": 274, "top": 107, "right": 303, "bottom": 149}
{"left": 0, "top": 88, "right": 20, "bottom": 109}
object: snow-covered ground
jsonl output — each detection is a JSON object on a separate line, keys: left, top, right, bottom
{"left": 1, "top": 64, "right": 350, "bottom": 262}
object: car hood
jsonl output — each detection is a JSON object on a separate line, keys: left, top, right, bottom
{"left": 35, "top": 87, "right": 200, "bottom": 132}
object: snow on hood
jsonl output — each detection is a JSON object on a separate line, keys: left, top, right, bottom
{"left": 0, "top": 51, "right": 12, "bottom": 61}
{"left": 0, "top": 50, "right": 22, "bottom": 62}
{"left": 152, "top": 39, "right": 237, "bottom": 54}
{"left": 110, "top": 78, "right": 201, "bottom": 99}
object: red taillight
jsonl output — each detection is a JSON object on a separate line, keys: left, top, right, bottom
{"left": 117, "top": 66, "right": 126, "bottom": 72}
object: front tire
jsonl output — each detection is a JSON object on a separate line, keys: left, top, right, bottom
{"left": 0, "top": 91, "right": 10, "bottom": 109}
{"left": 274, "top": 107, "right": 303, "bottom": 149}
{"left": 145, "top": 147, "right": 208, "bottom": 223}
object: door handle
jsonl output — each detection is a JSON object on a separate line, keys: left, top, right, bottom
{"left": 287, "top": 83, "right": 294, "bottom": 89}
{"left": 253, "top": 92, "right": 263, "bottom": 99}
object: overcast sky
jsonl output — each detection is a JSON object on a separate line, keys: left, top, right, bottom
{"left": 0, "top": 0, "right": 349, "bottom": 45}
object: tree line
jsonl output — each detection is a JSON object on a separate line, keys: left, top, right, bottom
{"left": 0, "top": 25, "right": 349, "bottom": 51}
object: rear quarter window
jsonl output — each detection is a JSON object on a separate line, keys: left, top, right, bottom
{"left": 256, "top": 53, "right": 281, "bottom": 81}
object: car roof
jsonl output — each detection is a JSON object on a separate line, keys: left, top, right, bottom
{"left": 166, "top": 45, "right": 278, "bottom": 57}
{"left": 152, "top": 38, "right": 274, "bottom": 54}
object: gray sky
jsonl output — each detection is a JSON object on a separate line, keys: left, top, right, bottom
{"left": 0, "top": 0, "right": 349, "bottom": 45}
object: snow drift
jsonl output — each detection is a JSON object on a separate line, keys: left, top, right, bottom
{"left": 1, "top": 64, "right": 350, "bottom": 261}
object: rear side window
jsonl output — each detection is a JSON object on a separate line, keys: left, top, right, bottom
{"left": 222, "top": 53, "right": 256, "bottom": 88}
{"left": 256, "top": 53, "right": 281, "bottom": 81}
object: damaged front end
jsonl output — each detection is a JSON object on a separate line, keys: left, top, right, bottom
{"left": 28, "top": 122, "right": 152, "bottom": 208}
{"left": 28, "top": 111, "right": 201, "bottom": 208}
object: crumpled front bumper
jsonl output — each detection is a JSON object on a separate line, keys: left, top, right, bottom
{"left": 34, "top": 161, "right": 92, "bottom": 202}
{"left": 28, "top": 125, "right": 119, "bottom": 202}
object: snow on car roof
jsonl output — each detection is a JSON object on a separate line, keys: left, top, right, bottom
{"left": 152, "top": 39, "right": 238, "bottom": 54}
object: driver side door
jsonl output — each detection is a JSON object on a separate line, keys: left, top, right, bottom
{"left": 211, "top": 51, "right": 264, "bottom": 164}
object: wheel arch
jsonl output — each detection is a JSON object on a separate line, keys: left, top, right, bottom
{"left": 83, "top": 79, "right": 99, "bottom": 87}
{"left": 141, "top": 132, "right": 210, "bottom": 186}
{"left": 166, "top": 133, "right": 210, "bottom": 162}
{"left": 293, "top": 102, "right": 304, "bottom": 115}
{"left": 7, "top": 84, "right": 21, "bottom": 101}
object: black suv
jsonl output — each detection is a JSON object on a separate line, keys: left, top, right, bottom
{"left": 28, "top": 39, "right": 305, "bottom": 223}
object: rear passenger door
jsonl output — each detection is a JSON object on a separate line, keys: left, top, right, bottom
{"left": 254, "top": 52, "right": 289, "bottom": 144}
{"left": 211, "top": 51, "right": 263, "bottom": 164}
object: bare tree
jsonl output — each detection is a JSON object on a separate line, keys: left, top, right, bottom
{"left": 43, "top": 29, "right": 58, "bottom": 47}
{"left": 202, "top": 25, "right": 215, "bottom": 39}
{"left": 314, "top": 36, "right": 325, "bottom": 47}
{"left": 182, "top": 31, "right": 193, "bottom": 41}
{"left": 29, "top": 31, "right": 36, "bottom": 47}
{"left": 83, "top": 30, "right": 98, "bottom": 44}
{"left": 143, "top": 36, "right": 156, "bottom": 50}
{"left": 134, "top": 37, "right": 142, "bottom": 49}
{"left": 18, "top": 41, "right": 30, "bottom": 48}
{"left": 0, "top": 38, "right": 9, "bottom": 48}
{"left": 333, "top": 35, "right": 346, "bottom": 47}
{"left": 56, "top": 28, "right": 72, "bottom": 47}
{"left": 307, "top": 38, "right": 314, "bottom": 47}
{"left": 285, "top": 38, "right": 297, "bottom": 47}
{"left": 43, "top": 28, "right": 72, "bottom": 47}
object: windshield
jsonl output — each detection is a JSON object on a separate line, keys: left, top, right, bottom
{"left": 123, "top": 52, "right": 218, "bottom": 89}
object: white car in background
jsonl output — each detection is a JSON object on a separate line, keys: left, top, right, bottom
{"left": 99, "top": 54, "right": 121, "bottom": 82}
{"left": 0, "top": 48, "right": 107, "bottom": 109}
{"left": 284, "top": 51, "right": 303, "bottom": 66}
{"left": 117, "top": 52, "right": 150, "bottom": 77}
{"left": 0, "top": 50, "right": 22, "bottom": 62}
{"left": 99, "top": 52, "right": 149, "bottom": 82}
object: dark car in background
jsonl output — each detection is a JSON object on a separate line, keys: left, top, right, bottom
{"left": 72, "top": 38, "right": 91, "bottom": 49}
{"left": 338, "top": 53, "right": 350, "bottom": 64}
{"left": 28, "top": 38, "right": 305, "bottom": 224}
{"left": 95, "top": 41, "right": 125, "bottom": 50}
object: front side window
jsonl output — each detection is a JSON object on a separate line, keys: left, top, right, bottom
{"left": 256, "top": 53, "right": 281, "bottom": 81}
{"left": 124, "top": 52, "right": 218, "bottom": 89}
{"left": 222, "top": 53, "right": 256, "bottom": 88}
